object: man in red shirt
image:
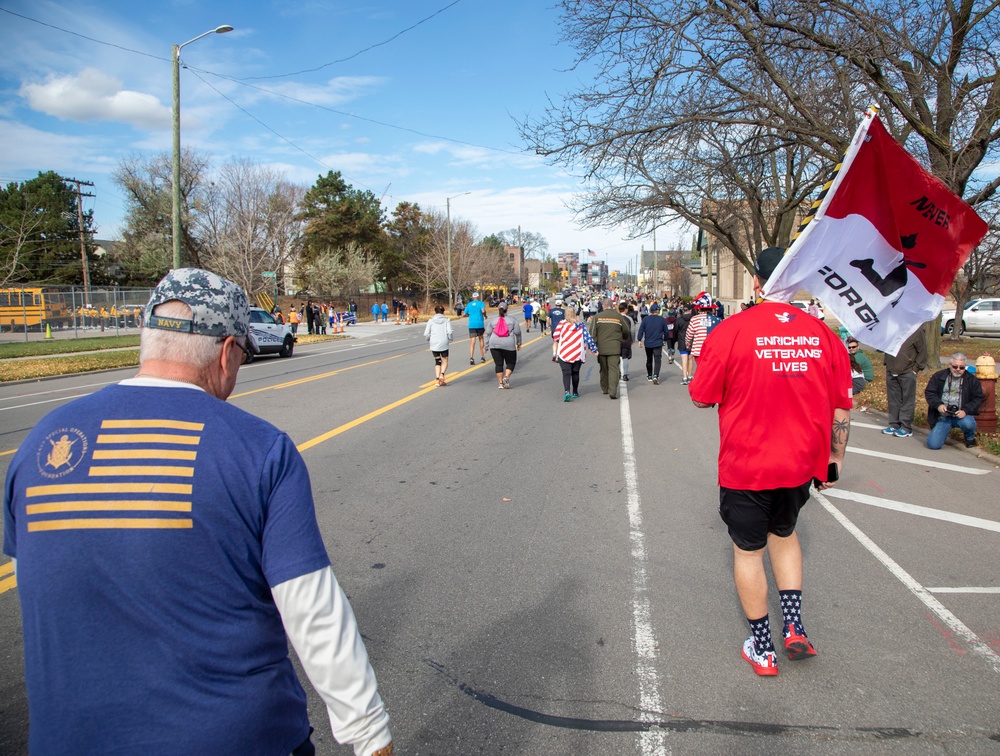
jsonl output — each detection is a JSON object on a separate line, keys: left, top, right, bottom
{"left": 689, "top": 246, "right": 852, "bottom": 677}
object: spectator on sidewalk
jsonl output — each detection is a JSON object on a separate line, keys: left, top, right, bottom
{"left": 881, "top": 327, "right": 929, "bottom": 438}
{"left": 925, "top": 352, "right": 984, "bottom": 449}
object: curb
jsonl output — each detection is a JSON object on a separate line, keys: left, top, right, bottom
{"left": 860, "top": 407, "right": 1000, "bottom": 466}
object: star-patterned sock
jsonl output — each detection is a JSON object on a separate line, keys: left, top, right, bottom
{"left": 780, "top": 589, "right": 805, "bottom": 635}
{"left": 747, "top": 615, "right": 774, "bottom": 654}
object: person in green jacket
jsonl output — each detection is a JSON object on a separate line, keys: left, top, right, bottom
{"left": 588, "top": 299, "right": 632, "bottom": 399}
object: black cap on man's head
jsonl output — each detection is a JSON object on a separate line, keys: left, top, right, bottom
{"left": 754, "top": 247, "right": 786, "bottom": 282}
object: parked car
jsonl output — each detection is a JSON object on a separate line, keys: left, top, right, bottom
{"left": 247, "top": 307, "right": 295, "bottom": 361}
{"left": 940, "top": 298, "right": 1000, "bottom": 335}
{"left": 790, "top": 300, "right": 826, "bottom": 319}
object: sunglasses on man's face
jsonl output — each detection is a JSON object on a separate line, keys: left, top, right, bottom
{"left": 236, "top": 337, "right": 253, "bottom": 365}
{"left": 950, "top": 364, "right": 966, "bottom": 371}
{"left": 218, "top": 335, "right": 254, "bottom": 365}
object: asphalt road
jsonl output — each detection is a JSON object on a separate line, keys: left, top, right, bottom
{"left": 1, "top": 320, "right": 999, "bottom": 755}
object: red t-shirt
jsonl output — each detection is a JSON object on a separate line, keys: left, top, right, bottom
{"left": 689, "top": 301, "right": 853, "bottom": 490}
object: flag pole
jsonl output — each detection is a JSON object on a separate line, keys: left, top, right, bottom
{"left": 763, "top": 104, "right": 881, "bottom": 296}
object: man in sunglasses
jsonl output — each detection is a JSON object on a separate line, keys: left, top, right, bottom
{"left": 925, "top": 352, "right": 984, "bottom": 449}
{"left": 4, "top": 268, "right": 393, "bottom": 756}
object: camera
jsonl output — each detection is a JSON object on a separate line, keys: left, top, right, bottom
{"left": 946, "top": 404, "right": 960, "bottom": 416}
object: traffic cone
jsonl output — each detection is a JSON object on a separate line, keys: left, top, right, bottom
{"left": 45, "top": 323, "right": 53, "bottom": 339}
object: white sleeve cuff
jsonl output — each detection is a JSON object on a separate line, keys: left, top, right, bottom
{"left": 272, "top": 567, "right": 392, "bottom": 756}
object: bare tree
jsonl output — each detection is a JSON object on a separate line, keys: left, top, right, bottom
{"left": 948, "top": 199, "right": 1000, "bottom": 339}
{"left": 493, "top": 229, "right": 550, "bottom": 260}
{"left": 112, "top": 150, "right": 212, "bottom": 282}
{"left": 523, "top": 0, "right": 1000, "bottom": 276}
{"left": 0, "top": 193, "right": 43, "bottom": 286}
{"left": 199, "top": 158, "right": 305, "bottom": 296}
{"left": 299, "top": 242, "right": 379, "bottom": 299}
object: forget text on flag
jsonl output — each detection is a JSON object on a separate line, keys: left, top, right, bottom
{"left": 763, "top": 107, "right": 988, "bottom": 355}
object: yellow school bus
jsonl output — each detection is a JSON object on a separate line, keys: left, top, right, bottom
{"left": 0, "top": 287, "right": 73, "bottom": 331}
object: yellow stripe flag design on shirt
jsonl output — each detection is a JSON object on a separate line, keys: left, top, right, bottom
{"left": 763, "top": 105, "right": 988, "bottom": 355}
{"left": 25, "top": 418, "right": 203, "bottom": 532}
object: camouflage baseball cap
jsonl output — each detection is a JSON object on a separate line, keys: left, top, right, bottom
{"left": 145, "top": 268, "right": 258, "bottom": 352}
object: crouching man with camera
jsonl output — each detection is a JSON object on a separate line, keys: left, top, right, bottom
{"left": 925, "top": 353, "right": 984, "bottom": 449}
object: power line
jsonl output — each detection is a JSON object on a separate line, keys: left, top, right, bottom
{"left": 2, "top": 4, "right": 524, "bottom": 159}
{"left": 190, "top": 66, "right": 526, "bottom": 157}
{"left": 240, "top": 0, "right": 465, "bottom": 81}
{"left": 0, "top": 7, "right": 168, "bottom": 62}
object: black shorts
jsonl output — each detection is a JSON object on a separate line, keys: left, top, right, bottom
{"left": 431, "top": 350, "right": 449, "bottom": 358}
{"left": 719, "top": 483, "right": 811, "bottom": 551}
{"left": 469, "top": 327, "right": 485, "bottom": 337}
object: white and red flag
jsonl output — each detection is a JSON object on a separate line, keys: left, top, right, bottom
{"left": 763, "top": 107, "right": 988, "bottom": 354}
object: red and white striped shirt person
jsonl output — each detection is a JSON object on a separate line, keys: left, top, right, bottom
{"left": 553, "top": 319, "right": 598, "bottom": 362}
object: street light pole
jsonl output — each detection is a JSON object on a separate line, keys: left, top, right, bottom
{"left": 172, "top": 24, "right": 233, "bottom": 270}
{"left": 445, "top": 191, "right": 470, "bottom": 313}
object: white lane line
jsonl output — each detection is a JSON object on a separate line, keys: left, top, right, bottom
{"left": 927, "top": 587, "right": 1000, "bottom": 594}
{"left": 815, "top": 491, "right": 1000, "bottom": 674}
{"left": 823, "top": 489, "right": 1000, "bottom": 533}
{"left": 0, "top": 378, "right": 117, "bottom": 402}
{"left": 852, "top": 421, "right": 888, "bottom": 430}
{"left": 846, "top": 446, "right": 990, "bottom": 475}
{"left": 0, "top": 394, "right": 95, "bottom": 412}
{"left": 618, "top": 383, "right": 668, "bottom": 755}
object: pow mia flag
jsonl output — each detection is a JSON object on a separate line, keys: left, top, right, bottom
{"left": 763, "top": 108, "right": 988, "bottom": 355}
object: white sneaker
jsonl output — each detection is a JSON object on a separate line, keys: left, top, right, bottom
{"left": 741, "top": 637, "right": 778, "bottom": 676}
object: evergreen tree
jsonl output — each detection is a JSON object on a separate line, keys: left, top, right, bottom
{"left": 0, "top": 172, "right": 99, "bottom": 285}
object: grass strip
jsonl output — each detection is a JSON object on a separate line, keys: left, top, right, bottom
{"left": 0, "top": 351, "right": 139, "bottom": 382}
{"left": 0, "top": 335, "right": 141, "bottom": 359}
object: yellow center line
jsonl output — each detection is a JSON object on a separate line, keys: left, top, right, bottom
{"left": 297, "top": 385, "right": 439, "bottom": 452}
{"left": 302, "top": 336, "right": 548, "bottom": 450}
{"left": 0, "top": 574, "right": 15, "bottom": 594}
{"left": 0, "top": 348, "right": 425, "bottom": 457}
{"left": 0, "top": 561, "right": 13, "bottom": 577}
{"left": 232, "top": 350, "right": 415, "bottom": 398}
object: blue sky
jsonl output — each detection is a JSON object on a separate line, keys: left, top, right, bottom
{"left": 0, "top": 0, "right": 676, "bottom": 273}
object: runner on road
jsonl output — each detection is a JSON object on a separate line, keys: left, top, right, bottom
{"left": 465, "top": 292, "right": 487, "bottom": 365}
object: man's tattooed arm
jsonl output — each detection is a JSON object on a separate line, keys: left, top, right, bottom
{"left": 831, "top": 410, "right": 851, "bottom": 457}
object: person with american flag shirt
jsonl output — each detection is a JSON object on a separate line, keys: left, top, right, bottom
{"left": 552, "top": 306, "right": 599, "bottom": 401}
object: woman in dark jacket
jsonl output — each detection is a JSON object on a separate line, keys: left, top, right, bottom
{"left": 674, "top": 304, "right": 694, "bottom": 384}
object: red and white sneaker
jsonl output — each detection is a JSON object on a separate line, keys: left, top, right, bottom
{"left": 783, "top": 626, "right": 817, "bottom": 660}
{"left": 742, "top": 637, "right": 778, "bottom": 676}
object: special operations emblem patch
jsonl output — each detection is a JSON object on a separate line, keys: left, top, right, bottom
{"left": 37, "top": 427, "right": 88, "bottom": 479}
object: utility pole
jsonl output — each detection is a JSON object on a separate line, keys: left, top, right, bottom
{"left": 61, "top": 176, "right": 94, "bottom": 305}
{"left": 517, "top": 225, "right": 523, "bottom": 298}
{"left": 653, "top": 228, "right": 658, "bottom": 298}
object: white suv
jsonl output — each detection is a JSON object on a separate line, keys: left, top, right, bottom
{"left": 248, "top": 307, "right": 295, "bottom": 361}
{"left": 941, "top": 298, "right": 1000, "bottom": 335}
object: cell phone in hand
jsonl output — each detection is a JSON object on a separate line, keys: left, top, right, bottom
{"left": 814, "top": 462, "right": 839, "bottom": 489}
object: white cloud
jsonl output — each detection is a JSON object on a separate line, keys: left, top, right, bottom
{"left": 258, "top": 76, "right": 386, "bottom": 107}
{"left": 19, "top": 68, "right": 170, "bottom": 130}
{"left": 413, "top": 140, "right": 539, "bottom": 170}
{"left": 0, "top": 120, "right": 115, "bottom": 175}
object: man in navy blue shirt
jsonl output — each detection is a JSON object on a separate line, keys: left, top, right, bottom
{"left": 637, "top": 302, "right": 669, "bottom": 384}
{"left": 4, "top": 269, "right": 393, "bottom": 756}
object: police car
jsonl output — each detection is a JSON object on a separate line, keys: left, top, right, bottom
{"left": 248, "top": 307, "right": 295, "bottom": 361}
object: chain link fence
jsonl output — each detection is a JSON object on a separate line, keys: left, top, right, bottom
{"left": 0, "top": 285, "right": 155, "bottom": 342}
